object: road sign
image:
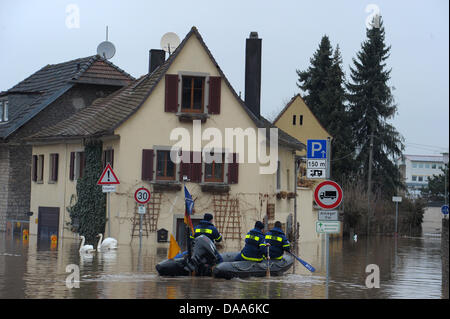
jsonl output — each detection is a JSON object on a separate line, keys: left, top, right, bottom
{"left": 134, "top": 187, "right": 151, "bottom": 205}
{"left": 97, "top": 164, "right": 120, "bottom": 185}
{"left": 392, "top": 196, "right": 402, "bottom": 202}
{"left": 307, "top": 140, "right": 327, "bottom": 159}
{"left": 442, "top": 205, "right": 449, "bottom": 215}
{"left": 314, "top": 180, "right": 343, "bottom": 209}
{"left": 102, "top": 185, "right": 116, "bottom": 193}
{"left": 307, "top": 159, "right": 326, "bottom": 169}
{"left": 316, "top": 221, "right": 340, "bottom": 234}
{"left": 307, "top": 168, "right": 326, "bottom": 179}
{"left": 318, "top": 210, "right": 339, "bottom": 221}
{"left": 138, "top": 205, "right": 146, "bottom": 215}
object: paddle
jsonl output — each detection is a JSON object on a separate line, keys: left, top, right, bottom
{"left": 287, "top": 251, "right": 316, "bottom": 273}
{"left": 266, "top": 244, "right": 270, "bottom": 278}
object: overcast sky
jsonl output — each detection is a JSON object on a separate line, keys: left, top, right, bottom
{"left": 1, "top": 0, "right": 448, "bottom": 156}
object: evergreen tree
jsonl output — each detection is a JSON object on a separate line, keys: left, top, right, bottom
{"left": 346, "top": 17, "right": 404, "bottom": 196}
{"left": 421, "top": 164, "right": 449, "bottom": 202}
{"left": 67, "top": 140, "right": 106, "bottom": 245}
{"left": 296, "top": 36, "right": 354, "bottom": 183}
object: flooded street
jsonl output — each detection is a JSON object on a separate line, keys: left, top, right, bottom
{"left": 0, "top": 232, "right": 445, "bottom": 299}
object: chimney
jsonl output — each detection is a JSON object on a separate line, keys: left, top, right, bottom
{"left": 149, "top": 49, "right": 166, "bottom": 73}
{"left": 245, "top": 32, "right": 262, "bottom": 119}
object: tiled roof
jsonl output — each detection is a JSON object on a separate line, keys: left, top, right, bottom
{"left": 0, "top": 55, "right": 134, "bottom": 139}
{"left": 29, "top": 27, "right": 305, "bottom": 151}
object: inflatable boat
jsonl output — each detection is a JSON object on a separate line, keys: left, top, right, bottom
{"left": 155, "top": 235, "right": 294, "bottom": 279}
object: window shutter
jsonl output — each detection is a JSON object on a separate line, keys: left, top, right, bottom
{"left": 228, "top": 153, "right": 239, "bottom": 184}
{"left": 32, "top": 155, "right": 38, "bottom": 182}
{"left": 191, "top": 151, "right": 202, "bottom": 183}
{"left": 142, "top": 149, "right": 154, "bottom": 180}
{"left": 165, "top": 74, "right": 179, "bottom": 113}
{"left": 179, "top": 150, "right": 191, "bottom": 181}
{"left": 79, "top": 152, "right": 86, "bottom": 179}
{"left": 69, "top": 152, "right": 75, "bottom": 180}
{"left": 208, "top": 76, "right": 221, "bottom": 114}
{"left": 52, "top": 154, "right": 59, "bottom": 181}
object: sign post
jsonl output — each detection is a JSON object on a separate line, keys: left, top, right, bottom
{"left": 97, "top": 163, "right": 120, "bottom": 238}
{"left": 134, "top": 187, "right": 151, "bottom": 249}
{"left": 392, "top": 196, "right": 402, "bottom": 236}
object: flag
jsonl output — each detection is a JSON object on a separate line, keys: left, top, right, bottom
{"left": 184, "top": 185, "right": 195, "bottom": 235}
{"left": 168, "top": 234, "right": 181, "bottom": 259}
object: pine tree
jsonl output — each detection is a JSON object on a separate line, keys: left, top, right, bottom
{"left": 296, "top": 36, "right": 354, "bottom": 183}
{"left": 346, "top": 17, "right": 404, "bottom": 196}
{"left": 67, "top": 140, "right": 106, "bottom": 245}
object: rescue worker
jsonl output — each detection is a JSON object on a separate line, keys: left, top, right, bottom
{"left": 191, "top": 213, "right": 223, "bottom": 263}
{"left": 234, "top": 221, "right": 267, "bottom": 262}
{"left": 265, "top": 221, "right": 290, "bottom": 260}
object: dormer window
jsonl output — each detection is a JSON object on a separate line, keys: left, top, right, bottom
{"left": 0, "top": 100, "right": 8, "bottom": 122}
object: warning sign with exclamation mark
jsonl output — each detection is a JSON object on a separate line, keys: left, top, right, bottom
{"left": 97, "top": 163, "right": 120, "bottom": 185}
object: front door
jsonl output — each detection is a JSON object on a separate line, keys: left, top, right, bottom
{"left": 37, "top": 207, "right": 60, "bottom": 249}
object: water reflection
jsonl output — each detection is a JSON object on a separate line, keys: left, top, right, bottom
{"left": 0, "top": 233, "right": 444, "bottom": 299}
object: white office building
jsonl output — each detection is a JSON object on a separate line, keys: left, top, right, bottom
{"left": 399, "top": 154, "right": 447, "bottom": 198}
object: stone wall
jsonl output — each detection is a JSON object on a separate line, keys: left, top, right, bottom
{"left": 0, "top": 146, "right": 9, "bottom": 231}
{"left": 442, "top": 217, "right": 448, "bottom": 299}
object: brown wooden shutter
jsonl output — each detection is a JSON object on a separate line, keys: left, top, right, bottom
{"left": 79, "top": 152, "right": 86, "bottom": 179}
{"left": 228, "top": 153, "right": 239, "bottom": 184}
{"left": 32, "top": 155, "right": 38, "bottom": 182}
{"left": 51, "top": 154, "right": 59, "bottom": 181}
{"left": 69, "top": 152, "right": 75, "bottom": 180}
{"left": 142, "top": 149, "right": 154, "bottom": 180}
{"left": 179, "top": 150, "right": 191, "bottom": 181}
{"left": 191, "top": 151, "right": 202, "bottom": 183}
{"left": 165, "top": 74, "right": 179, "bottom": 113}
{"left": 208, "top": 76, "right": 221, "bottom": 114}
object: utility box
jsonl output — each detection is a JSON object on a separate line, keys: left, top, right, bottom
{"left": 157, "top": 228, "right": 168, "bottom": 242}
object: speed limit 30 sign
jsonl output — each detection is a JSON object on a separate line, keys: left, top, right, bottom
{"left": 134, "top": 187, "right": 151, "bottom": 205}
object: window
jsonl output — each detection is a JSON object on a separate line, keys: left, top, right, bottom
{"left": 287, "top": 169, "right": 291, "bottom": 191}
{"left": 156, "top": 150, "right": 176, "bottom": 180}
{"left": 412, "top": 163, "right": 417, "bottom": 168}
{"left": 181, "top": 76, "right": 205, "bottom": 113}
{"left": 425, "top": 163, "right": 430, "bottom": 169}
{"left": 292, "top": 115, "right": 296, "bottom": 125}
{"left": 103, "top": 149, "right": 114, "bottom": 168}
{"left": 0, "top": 100, "right": 7, "bottom": 122}
{"left": 49, "top": 153, "right": 59, "bottom": 182}
{"left": 299, "top": 115, "right": 303, "bottom": 125}
{"left": 412, "top": 176, "right": 417, "bottom": 181}
{"left": 276, "top": 161, "right": 281, "bottom": 190}
{"left": 32, "top": 155, "right": 44, "bottom": 183}
{"left": 69, "top": 151, "right": 85, "bottom": 180}
{"left": 204, "top": 153, "right": 225, "bottom": 183}
{"left": 418, "top": 163, "right": 423, "bottom": 168}
{"left": 418, "top": 176, "right": 423, "bottom": 182}
{"left": 432, "top": 163, "right": 436, "bottom": 169}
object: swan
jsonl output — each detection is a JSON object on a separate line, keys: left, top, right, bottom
{"left": 97, "top": 233, "right": 118, "bottom": 251}
{"left": 79, "top": 235, "right": 95, "bottom": 254}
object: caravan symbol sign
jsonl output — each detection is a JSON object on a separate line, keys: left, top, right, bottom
{"left": 314, "top": 180, "right": 343, "bottom": 209}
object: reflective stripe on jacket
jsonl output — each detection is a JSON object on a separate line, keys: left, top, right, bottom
{"left": 191, "top": 220, "right": 222, "bottom": 242}
{"left": 265, "top": 227, "right": 290, "bottom": 259}
{"left": 239, "top": 228, "right": 267, "bottom": 262}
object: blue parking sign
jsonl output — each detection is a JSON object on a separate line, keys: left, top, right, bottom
{"left": 307, "top": 140, "right": 327, "bottom": 159}
{"left": 442, "top": 205, "right": 449, "bottom": 215}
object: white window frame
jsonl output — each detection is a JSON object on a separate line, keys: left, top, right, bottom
{"left": 177, "top": 71, "right": 210, "bottom": 114}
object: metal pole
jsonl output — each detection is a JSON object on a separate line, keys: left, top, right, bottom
{"left": 139, "top": 209, "right": 143, "bottom": 250}
{"left": 395, "top": 201, "right": 398, "bottom": 236}
{"left": 367, "top": 133, "right": 374, "bottom": 237}
{"left": 108, "top": 192, "right": 111, "bottom": 238}
{"left": 325, "top": 233, "right": 329, "bottom": 299}
{"left": 294, "top": 156, "right": 298, "bottom": 253}
{"left": 326, "top": 137, "right": 331, "bottom": 179}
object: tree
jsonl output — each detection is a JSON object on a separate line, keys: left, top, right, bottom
{"left": 346, "top": 16, "right": 404, "bottom": 196}
{"left": 67, "top": 140, "right": 106, "bottom": 245}
{"left": 421, "top": 164, "right": 449, "bottom": 202}
{"left": 296, "top": 36, "right": 355, "bottom": 183}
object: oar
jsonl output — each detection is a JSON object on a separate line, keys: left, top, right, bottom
{"left": 266, "top": 244, "right": 270, "bottom": 278}
{"left": 288, "top": 251, "right": 315, "bottom": 273}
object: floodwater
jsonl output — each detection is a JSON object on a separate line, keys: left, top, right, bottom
{"left": 0, "top": 232, "right": 445, "bottom": 299}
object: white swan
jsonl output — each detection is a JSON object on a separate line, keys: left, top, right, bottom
{"left": 79, "top": 235, "right": 95, "bottom": 254}
{"left": 97, "top": 233, "right": 118, "bottom": 251}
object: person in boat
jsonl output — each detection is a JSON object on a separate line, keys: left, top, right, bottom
{"left": 234, "top": 221, "right": 267, "bottom": 262}
{"left": 191, "top": 213, "right": 223, "bottom": 263}
{"left": 265, "top": 221, "right": 290, "bottom": 260}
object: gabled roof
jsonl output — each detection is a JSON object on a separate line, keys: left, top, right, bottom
{"left": 29, "top": 27, "right": 305, "bottom": 151}
{"left": 0, "top": 55, "right": 134, "bottom": 139}
{"left": 272, "top": 93, "right": 332, "bottom": 139}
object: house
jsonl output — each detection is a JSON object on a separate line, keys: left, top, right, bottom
{"left": 0, "top": 55, "right": 134, "bottom": 233}
{"left": 26, "top": 27, "right": 306, "bottom": 251}
{"left": 272, "top": 94, "right": 338, "bottom": 242}
{"left": 399, "top": 154, "right": 447, "bottom": 199}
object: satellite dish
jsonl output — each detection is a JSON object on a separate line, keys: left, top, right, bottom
{"left": 160, "top": 32, "right": 180, "bottom": 55}
{"left": 97, "top": 41, "right": 116, "bottom": 60}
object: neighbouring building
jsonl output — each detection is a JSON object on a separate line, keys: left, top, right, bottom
{"left": 0, "top": 55, "right": 134, "bottom": 233}
{"left": 399, "top": 154, "right": 447, "bottom": 198}
{"left": 27, "top": 27, "right": 307, "bottom": 251}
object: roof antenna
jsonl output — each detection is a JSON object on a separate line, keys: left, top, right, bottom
{"left": 97, "top": 25, "right": 116, "bottom": 60}
{"left": 160, "top": 32, "right": 180, "bottom": 55}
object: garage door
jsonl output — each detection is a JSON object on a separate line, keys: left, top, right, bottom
{"left": 38, "top": 207, "right": 60, "bottom": 244}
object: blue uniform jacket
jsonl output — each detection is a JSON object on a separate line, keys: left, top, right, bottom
{"left": 265, "top": 227, "right": 290, "bottom": 260}
{"left": 191, "top": 220, "right": 222, "bottom": 243}
{"left": 238, "top": 228, "right": 267, "bottom": 262}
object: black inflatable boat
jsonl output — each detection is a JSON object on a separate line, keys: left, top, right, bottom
{"left": 155, "top": 235, "right": 294, "bottom": 279}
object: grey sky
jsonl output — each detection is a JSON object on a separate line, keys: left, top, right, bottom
{"left": 0, "top": 0, "right": 448, "bottom": 156}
